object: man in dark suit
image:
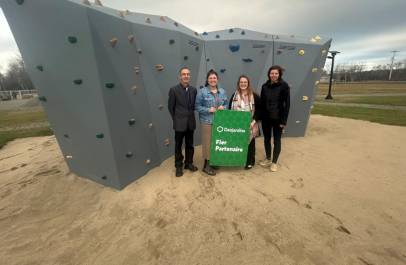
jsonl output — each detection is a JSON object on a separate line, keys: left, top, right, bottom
{"left": 168, "top": 67, "right": 198, "bottom": 177}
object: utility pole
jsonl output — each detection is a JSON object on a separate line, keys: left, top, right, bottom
{"left": 389, "top": 50, "right": 399, "bottom": 81}
{"left": 326, "top": 51, "right": 340, "bottom": 100}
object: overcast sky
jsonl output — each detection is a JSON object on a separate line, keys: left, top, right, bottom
{"left": 1, "top": 0, "right": 406, "bottom": 73}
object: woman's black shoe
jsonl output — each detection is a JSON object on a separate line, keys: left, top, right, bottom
{"left": 203, "top": 160, "right": 216, "bottom": 176}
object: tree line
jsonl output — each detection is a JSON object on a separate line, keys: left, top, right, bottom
{"left": 323, "top": 58, "right": 406, "bottom": 82}
{"left": 0, "top": 56, "right": 34, "bottom": 91}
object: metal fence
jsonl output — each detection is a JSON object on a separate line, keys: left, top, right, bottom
{"left": 0, "top": 90, "right": 38, "bottom": 101}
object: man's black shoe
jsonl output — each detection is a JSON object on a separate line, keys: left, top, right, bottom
{"left": 176, "top": 167, "right": 183, "bottom": 177}
{"left": 184, "top": 164, "right": 198, "bottom": 172}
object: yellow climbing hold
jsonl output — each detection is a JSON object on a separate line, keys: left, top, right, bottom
{"left": 302, "top": 96, "right": 309, "bottom": 101}
{"left": 298, "top": 49, "right": 305, "bottom": 56}
{"left": 312, "top": 68, "right": 318, "bottom": 73}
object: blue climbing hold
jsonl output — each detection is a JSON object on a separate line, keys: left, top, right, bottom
{"left": 229, "top": 44, "right": 240, "bottom": 53}
{"left": 242, "top": 58, "right": 253, "bottom": 63}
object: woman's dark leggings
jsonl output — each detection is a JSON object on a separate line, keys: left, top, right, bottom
{"left": 262, "top": 118, "right": 282, "bottom": 163}
{"left": 246, "top": 138, "right": 256, "bottom": 166}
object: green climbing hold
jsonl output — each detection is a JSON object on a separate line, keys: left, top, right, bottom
{"left": 128, "top": 119, "right": 136, "bottom": 126}
{"left": 126, "top": 152, "right": 133, "bottom": 158}
{"left": 74, "top": 79, "right": 83, "bottom": 85}
{"left": 38, "top": 96, "right": 47, "bottom": 102}
{"left": 36, "top": 65, "right": 44, "bottom": 72}
{"left": 105, "top": 83, "right": 115, "bottom": 89}
{"left": 67, "top": 36, "right": 78, "bottom": 44}
{"left": 96, "top": 133, "right": 104, "bottom": 139}
{"left": 169, "top": 39, "right": 175, "bottom": 45}
{"left": 184, "top": 56, "right": 188, "bottom": 61}
{"left": 16, "top": 0, "right": 24, "bottom": 5}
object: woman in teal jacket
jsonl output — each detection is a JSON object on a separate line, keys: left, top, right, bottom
{"left": 195, "top": 69, "right": 228, "bottom": 175}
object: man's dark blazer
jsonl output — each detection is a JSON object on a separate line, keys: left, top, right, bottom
{"left": 168, "top": 83, "right": 197, "bottom": 131}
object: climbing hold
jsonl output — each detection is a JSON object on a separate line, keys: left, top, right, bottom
{"left": 105, "top": 83, "right": 115, "bottom": 89}
{"left": 96, "top": 133, "right": 104, "bottom": 139}
{"left": 195, "top": 46, "right": 199, "bottom": 51}
{"left": 148, "top": 123, "right": 153, "bottom": 129}
{"left": 38, "top": 96, "right": 47, "bottom": 102}
{"left": 298, "top": 49, "right": 305, "bottom": 56}
{"left": 137, "top": 49, "right": 142, "bottom": 54}
{"left": 183, "top": 56, "right": 188, "bottom": 61}
{"left": 200, "top": 86, "right": 204, "bottom": 89}
{"left": 315, "top": 81, "right": 320, "bottom": 85}
{"left": 202, "top": 32, "right": 208, "bottom": 36}
{"left": 229, "top": 44, "right": 240, "bottom": 53}
{"left": 63, "top": 134, "right": 69, "bottom": 138}
{"left": 118, "top": 11, "right": 125, "bottom": 18}
{"left": 155, "top": 64, "right": 164, "bottom": 71}
{"left": 82, "top": 0, "right": 91, "bottom": 5}
{"left": 67, "top": 36, "right": 78, "bottom": 44}
{"left": 134, "top": 67, "right": 140, "bottom": 74}
{"left": 241, "top": 30, "right": 245, "bottom": 35}
{"left": 310, "top": 37, "right": 317, "bottom": 43}
{"left": 36, "top": 65, "right": 44, "bottom": 72}
{"left": 101, "top": 176, "right": 107, "bottom": 180}
{"left": 128, "top": 119, "right": 136, "bottom": 126}
{"left": 16, "top": 0, "right": 24, "bottom": 5}
{"left": 164, "top": 138, "right": 170, "bottom": 146}
{"left": 229, "top": 29, "right": 234, "bottom": 33}
{"left": 169, "top": 39, "right": 175, "bottom": 45}
{"left": 174, "top": 22, "right": 179, "bottom": 27}
{"left": 302, "top": 96, "right": 309, "bottom": 101}
{"left": 145, "top": 17, "right": 151, "bottom": 24}
{"left": 314, "top": 35, "right": 321, "bottom": 42}
{"left": 194, "top": 32, "right": 199, "bottom": 36}
{"left": 220, "top": 69, "right": 226, "bottom": 73}
{"left": 128, "top": 35, "right": 134, "bottom": 43}
{"left": 110, "top": 37, "right": 118, "bottom": 47}
{"left": 131, "top": 86, "right": 137, "bottom": 94}
{"left": 74, "top": 79, "right": 83, "bottom": 85}
{"left": 145, "top": 159, "right": 151, "bottom": 164}
{"left": 160, "top": 16, "right": 166, "bottom": 22}
{"left": 158, "top": 104, "right": 164, "bottom": 110}
{"left": 126, "top": 152, "right": 133, "bottom": 158}
{"left": 312, "top": 68, "right": 318, "bottom": 73}
{"left": 66, "top": 155, "right": 73, "bottom": 159}
{"left": 206, "top": 58, "right": 210, "bottom": 62}
{"left": 261, "top": 50, "right": 265, "bottom": 54}
{"left": 215, "top": 34, "right": 220, "bottom": 39}
{"left": 242, "top": 58, "right": 253, "bottom": 63}
{"left": 94, "top": 0, "right": 103, "bottom": 6}
{"left": 124, "top": 10, "right": 130, "bottom": 15}
{"left": 295, "top": 120, "right": 301, "bottom": 124}
{"left": 322, "top": 49, "right": 327, "bottom": 54}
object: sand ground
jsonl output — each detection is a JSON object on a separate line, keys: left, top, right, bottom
{"left": 0, "top": 115, "right": 405, "bottom": 265}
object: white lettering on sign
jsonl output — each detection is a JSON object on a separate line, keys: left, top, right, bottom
{"left": 214, "top": 146, "right": 243, "bottom": 152}
{"left": 216, "top": 126, "right": 245, "bottom": 134}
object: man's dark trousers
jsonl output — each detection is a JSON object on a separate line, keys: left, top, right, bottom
{"left": 175, "top": 130, "right": 194, "bottom": 168}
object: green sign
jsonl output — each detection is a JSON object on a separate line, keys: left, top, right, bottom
{"left": 210, "top": 110, "right": 251, "bottom": 166}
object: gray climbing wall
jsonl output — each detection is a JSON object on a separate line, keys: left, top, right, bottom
{"left": 0, "top": 0, "right": 331, "bottom": 189}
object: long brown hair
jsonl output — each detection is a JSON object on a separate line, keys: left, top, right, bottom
{"left": 236, "top": 75, "right": 253, "bottom": 97}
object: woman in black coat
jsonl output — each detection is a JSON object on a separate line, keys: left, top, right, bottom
{"left": 229, "top": 75, "right": 261, "bottom": 169}
{"left": 259, "top": 65, "right": 290, "bottom": 172}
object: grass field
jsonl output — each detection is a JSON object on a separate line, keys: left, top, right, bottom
{"left": 0, "top": 109, "right": 52, "bottom": 149}
{"left": 317, "top": 82, "right": 406, "bottom": 95}
{"left": 312, "top": 104, "right": 406, "bottom": 126}
{"left": 315, "top": 95, "right": 406, "bottom": 106}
